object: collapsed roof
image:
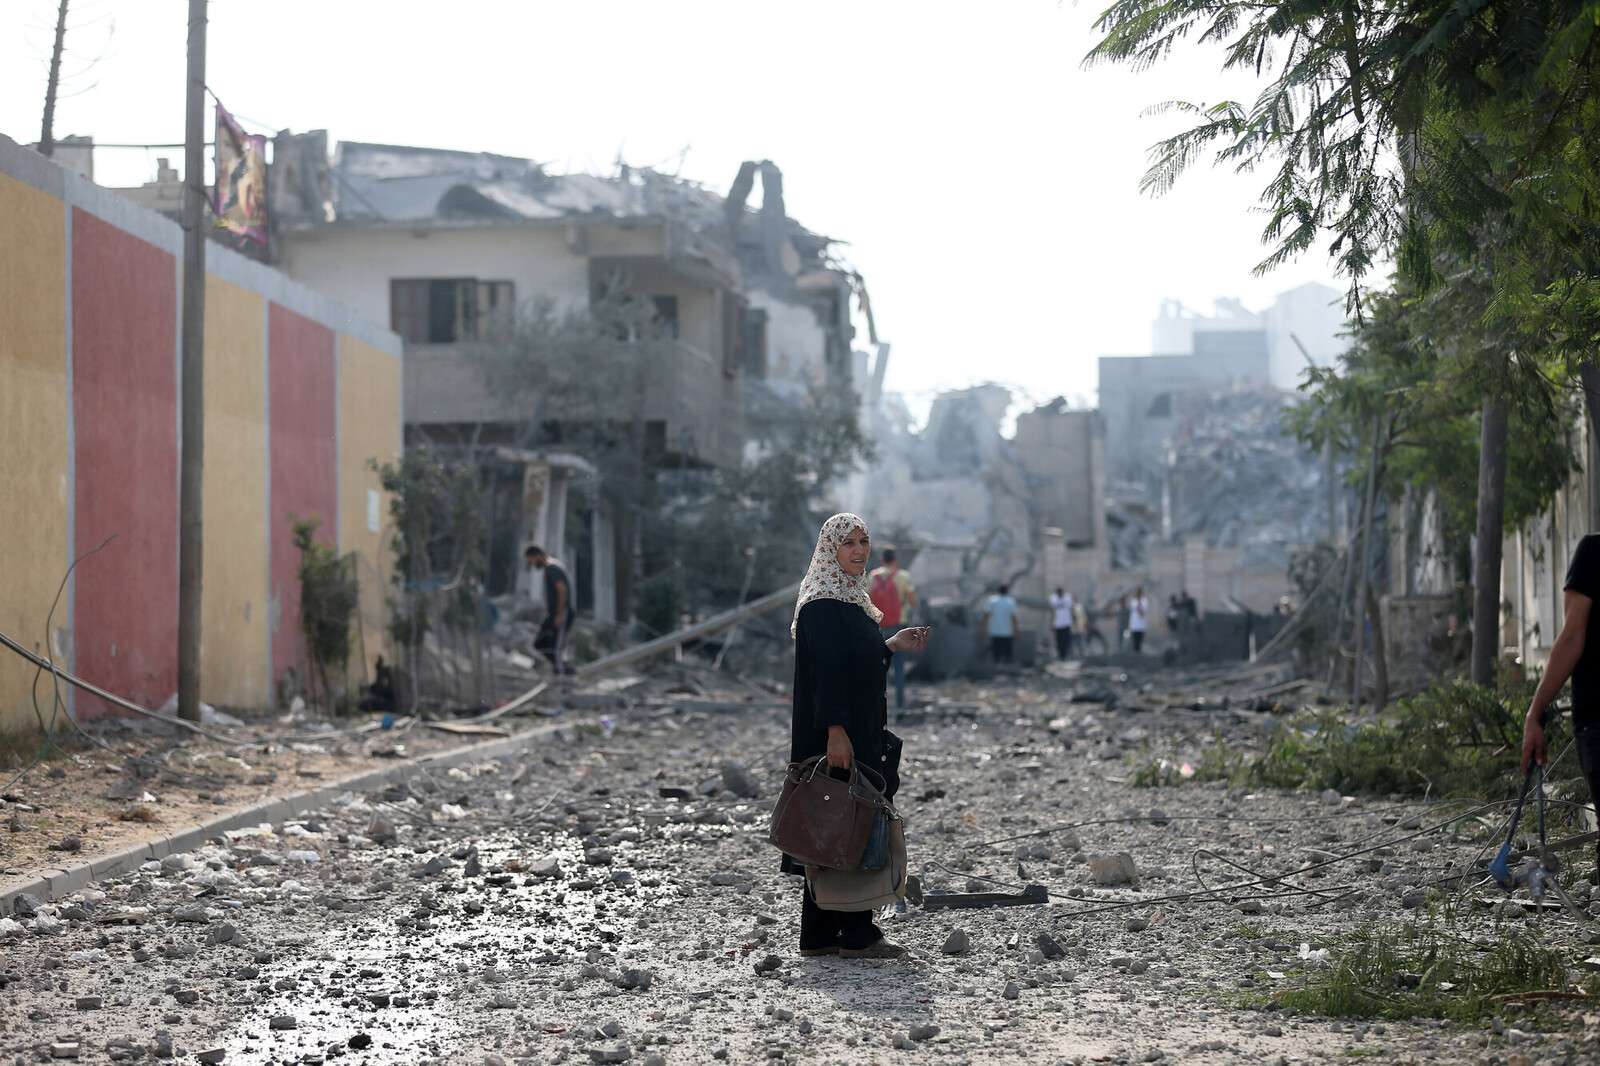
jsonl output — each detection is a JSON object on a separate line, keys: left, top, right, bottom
{"left": 270, "top": 134, "right": 853, "bottom": 306}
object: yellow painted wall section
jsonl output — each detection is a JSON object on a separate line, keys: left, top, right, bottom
{"left": 199, "top": 278, "right": 269, "bottom": 709}
{"left": 0, "top": 174, "right": 67, "bottom": 731}
{"left": 337, "top": 336, "right": 401, "bottom": 688}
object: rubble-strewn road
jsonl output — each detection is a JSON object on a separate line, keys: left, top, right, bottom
{"left": 4, "top": 667, "right": 1599, "bottom": 1065}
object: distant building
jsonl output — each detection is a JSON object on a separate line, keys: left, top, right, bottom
{"left": 1100, "top": 283, "right": 1346, "bottom": 489}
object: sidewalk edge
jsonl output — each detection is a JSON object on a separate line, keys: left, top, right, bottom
{"left": 2, "top": 715, "right": 585, "bottom": 913}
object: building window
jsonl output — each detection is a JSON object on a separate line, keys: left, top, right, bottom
{"left": 744, "top": 308, "right": 768, "bottom": 378}
{"left": 651, "top": 296, "right": 680, "bottom": 339}
{"left": 390, "top": 278, "right": 515, "bottom": 344}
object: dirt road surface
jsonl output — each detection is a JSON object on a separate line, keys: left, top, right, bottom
{"left": 3, "top": 667, "right": 1597, "bottom": 1065}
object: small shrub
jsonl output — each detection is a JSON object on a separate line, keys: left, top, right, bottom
{"left": 1247, "top": 678, "right": 1553, "bottom": 800}
{"left": 1275, "top": 925, "right": 1580, "bottom": 1021}
{"left": 292, "top": 515, "right": 359, "bottom": 712}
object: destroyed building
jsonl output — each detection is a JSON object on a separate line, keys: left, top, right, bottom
{"left": 254, "top": 135, "right": 869, "bottom": 621}
{"left": 1100, "top": 284, "right": 1345, "bottom": 493}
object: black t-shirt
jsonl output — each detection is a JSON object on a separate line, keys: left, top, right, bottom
{"left": 1563, "top": 534, "right": 1600, "bottom": 725}
{"left": 542, "top": 562, "right": 575, "bottom": 626}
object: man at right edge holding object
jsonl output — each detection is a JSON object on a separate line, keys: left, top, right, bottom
{"left": 1522, "top": 534, "right": 1600, "bottom": 883}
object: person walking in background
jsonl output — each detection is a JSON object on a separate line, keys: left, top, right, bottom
{"left": 1115, "top": 596, "right": 1131, "bottom": 653}
{"left": 982, "top": 584, "right": 1020, "bottom": 664}
{"left": 1049, "top": 587, "right": 1075, "bottom": 661}
{"left": 1072, "top": 597, "right": 1090, "bottom": 656}
{"left": 1179, "top": 590, "right": 1199, "bottom": 621}
{"left": 525, "top": 544, "right": 574, "bottom": 675}
{"left": 1128, "top": 586, "right": 1150, "bottom": 653}
{"left": 869, "top": 546, "right": 919, "bottom": 713}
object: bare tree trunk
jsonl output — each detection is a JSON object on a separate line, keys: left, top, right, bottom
{"left": 1350, "top": 417, "right": 1382, "bottom": 711}
{"left": 1471, "top": 395, "right": 1509, "bottom": 685}
{"left": 1365, "top": 585, "right": 1389, "bottom": 711}
{"left": 38, "top": 0, "right": 69, "bottom": 158}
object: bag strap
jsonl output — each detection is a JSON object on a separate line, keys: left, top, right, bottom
{"left": 792, "top": 755, "right": 891, "bottom": 810}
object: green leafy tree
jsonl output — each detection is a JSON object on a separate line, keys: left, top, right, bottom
{"left": 370, "top": 447, "right": 485, "bottom": 648}
{"left": 1091, "top": 0, "right": 1599, "bottom": 683}
{"left": 1087, "top": 0, "right": 1600, "bottom": 307}
{"left": 290, "top": 515, "right": 360, "bottom": 712}
{"left": 674, "top": 381, "right": 878, "bottom": 604}
{"left": 481, "top": 277, "right": 677, "bottom": 618}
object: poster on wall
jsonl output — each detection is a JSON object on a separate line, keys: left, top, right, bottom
{"left": 213, "top": 104, "right": 267, "bottom": 247}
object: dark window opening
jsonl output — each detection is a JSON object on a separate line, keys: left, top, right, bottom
{"left": 651, "top": 296, "right": 680, "bottom": 339}
{"left": 745, "top": 308, "right": 768, "bottom": 378}
{"left": 1146, "top": 392, "right": 1172, "bottom": 418}
{"left": 390, "top": 278, "right": 515, "bottom": 344}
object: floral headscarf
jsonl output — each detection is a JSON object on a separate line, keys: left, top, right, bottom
{"left": 791, "top": 512, "right": 884, "bottom": 638}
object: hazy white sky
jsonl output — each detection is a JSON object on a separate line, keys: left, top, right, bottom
{"left": 1, "top": 0, "right": 1344, "bottom": 412}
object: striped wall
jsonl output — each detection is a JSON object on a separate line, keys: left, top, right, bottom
{"left": 0, "top": 134, "right": 402, "bottom": 729}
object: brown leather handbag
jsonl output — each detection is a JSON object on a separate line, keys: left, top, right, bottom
{"left": 768, "top": 756, "right": 891, "bottom": 870}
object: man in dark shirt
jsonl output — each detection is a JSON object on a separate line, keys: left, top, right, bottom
{"left": 526, "top": 544, "right": 574, "bottom": 676}
{"left": 1522, "top": 534, "right": 1600, "bottom": 881}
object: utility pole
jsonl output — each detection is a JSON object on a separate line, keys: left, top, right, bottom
{"left": 176, "top": 0, "right": 208, "bottom": 723}
{"left": 38, "top": 0, "right": 69, "bottom": 158}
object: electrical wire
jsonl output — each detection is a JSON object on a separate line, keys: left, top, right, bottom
{"left": 0, "top": 629, "right": 238, "bottom": 745}
{"left": 3, "top": 534, "right": 118, "bottom": 791}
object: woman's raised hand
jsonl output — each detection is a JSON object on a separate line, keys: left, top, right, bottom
{"left": 887, "top": 626, "right": 931, "bottom": 654}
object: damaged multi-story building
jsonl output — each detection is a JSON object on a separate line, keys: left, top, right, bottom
{"left": 246, "top": 134, "right": 868, "bottom": 622}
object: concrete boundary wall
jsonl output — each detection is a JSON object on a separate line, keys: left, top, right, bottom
{"left": 0, "top": 134, "right": 402, "bottom": 725}
{"left": 0, "top": 717, "right": 589, "bottom": 913}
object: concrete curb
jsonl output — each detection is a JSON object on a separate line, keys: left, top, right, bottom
{"left": 1, "top": 715, "right": 589, "bottom": 913}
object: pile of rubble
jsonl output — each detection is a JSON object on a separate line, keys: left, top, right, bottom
{"left": 1163, "top": 386, "right": 1330, "bottom": 571}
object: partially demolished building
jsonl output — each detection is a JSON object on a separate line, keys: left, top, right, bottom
{"left": 260, "top": 134, "right": 868, "bottom": 620}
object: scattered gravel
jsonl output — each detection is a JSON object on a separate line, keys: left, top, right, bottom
{"left": 2, "top": 665, "right": 1598, "bottom": 1064}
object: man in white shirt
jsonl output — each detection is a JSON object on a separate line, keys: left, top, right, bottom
{"left": 1048, "top": 587, "right": 1075, "bottom": 661}
{"left": 1128, "top": 586, "right": 1150, "bottom": 653}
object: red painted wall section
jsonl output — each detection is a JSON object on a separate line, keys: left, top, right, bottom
{"left": 268, "top": 303, "right": 338, "bottom": 691}
{"left": 71, "top": 209, "right": 179, "bottom": 715}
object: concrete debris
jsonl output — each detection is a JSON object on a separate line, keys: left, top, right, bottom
{"left": 1088, "top": 851, "right": 1140, "bottom": 886}
{"left": 0, "top": 668, "right": 1583, "bottom": 1064}
{"left": 719, "top": 760, "right": 761, "bottom": 799}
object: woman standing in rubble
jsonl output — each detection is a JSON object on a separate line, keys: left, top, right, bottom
{"left": 784, "top": 513, "right": 930, "bottom": 959}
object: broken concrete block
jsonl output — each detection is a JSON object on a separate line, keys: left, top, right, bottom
{"left": 719, "top": 760, "right": 761, "bottom": 799}
{"left": 1088, "top": 851, "right": 1138, "bottom": 886}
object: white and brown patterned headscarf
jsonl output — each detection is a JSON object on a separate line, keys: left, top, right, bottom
{"left": 791, "top": 512, "right": 884, "bottom": 639}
